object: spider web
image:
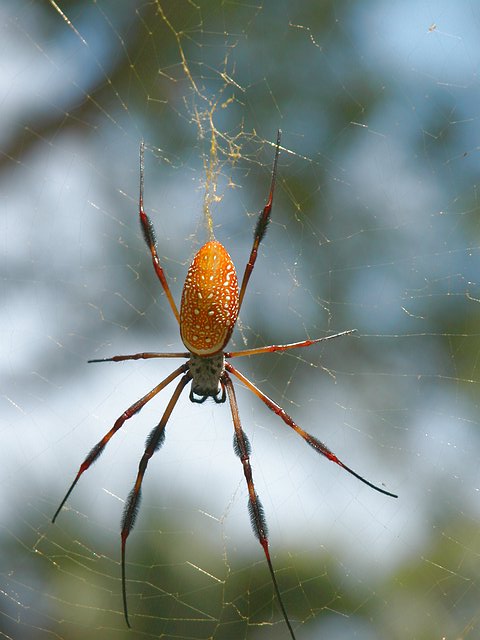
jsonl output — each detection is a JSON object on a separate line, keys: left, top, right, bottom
{"left": 2, "top": 1, "right": 480, "bottom": 638}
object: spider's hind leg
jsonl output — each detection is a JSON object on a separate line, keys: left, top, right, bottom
{"left": 238, "top": 130, "right": 281, "bottom": 312}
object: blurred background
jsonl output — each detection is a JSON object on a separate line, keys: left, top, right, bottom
{"left": 1, "top": 1, "right": 480, "bottom": 638}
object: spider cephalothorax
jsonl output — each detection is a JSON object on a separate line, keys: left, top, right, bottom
{"left": 187, "top": 352, "right": 226, "bottom": 402}
{"left": 53, "top": 131, "right": 397, "bottom": 640}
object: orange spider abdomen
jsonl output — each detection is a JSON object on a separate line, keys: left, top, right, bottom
{"left": 180, "top": 240, "right": 239, "bottom": 356}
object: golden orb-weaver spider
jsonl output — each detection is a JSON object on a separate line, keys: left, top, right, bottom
{"left": 52, "top": 131, "right": 397, "bottom": 639}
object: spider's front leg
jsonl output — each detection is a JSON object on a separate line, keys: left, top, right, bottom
{"left": 52, "top": 364, "right": 189, "bottom": 524}
{"left": 120, "top": 371, "right": 191, "bottom": 627}
{"left": 223, "top": 373, "right": 297, "bottom": 640}
{"left": 226, "top": 362, "right": 397, "bottom": 499}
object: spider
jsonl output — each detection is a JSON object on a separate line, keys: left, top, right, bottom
{"left": 52, "top": 131, "right": 397, "bottom": 639}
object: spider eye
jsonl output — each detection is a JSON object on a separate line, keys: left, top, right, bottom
{"left": 180, "top": 240, "right": 239, "bottom": 355}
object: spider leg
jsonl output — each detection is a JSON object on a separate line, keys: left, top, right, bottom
{"left": 238, "top": 130, "right": 282, "bottom": 312}
{"left": 225, "top": 329, "right": 356, "bottom": 358}
{"left": 121, "top": 372, "right": 191, "bottom": 628}
{"left": 88, "top": 351, "right": 189, "bottom": 363}
{"left": 226, "top": 363, "right": 398, "bottom": 499}
{"left": 52, "top": 363, "right": 189, "bottom": 523}
{"left": 139, "top": 140, "right": 180, "bottom": 324}
{"left": 222, "top": 372, "right": 296, "bottom": 640}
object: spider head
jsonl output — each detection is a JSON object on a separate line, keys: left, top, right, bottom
{"left": 187, "top": 352, "right": 226, "bottom": 403}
